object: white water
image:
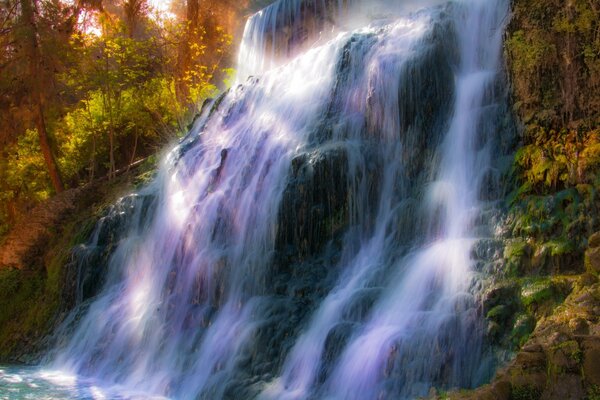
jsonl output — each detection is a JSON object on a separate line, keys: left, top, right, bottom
{"left": 6, "top": 0, "right": 510, "bottom": 399}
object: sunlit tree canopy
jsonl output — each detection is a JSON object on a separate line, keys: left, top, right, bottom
{"left": 0, "top": 0, "right": 252, "bottom": 236}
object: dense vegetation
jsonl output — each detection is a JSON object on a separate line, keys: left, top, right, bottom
{"left": 504, "top": 0, "right": 600, "bottom": 275}
{"left": 0, "top": 0, "right": 254, "bottom": 238}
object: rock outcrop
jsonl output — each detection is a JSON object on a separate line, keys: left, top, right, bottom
{"left": 441, "top": 234, "right": 600, "bottom": 400}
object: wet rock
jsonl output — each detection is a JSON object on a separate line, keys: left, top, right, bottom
{"left": 472, "top": 239, "right": 504, "bottom": 263}
{"left": 62, "top": 193, "right": 157, "bottom": 309}
{"left": 521, "top": 343, "right": 542, "bottom": 353}
{"left": 275, "top": 146, "right": 349, "bottom": 263}
{"left": 479, "top": 167, "right": 501, "bottom": 202}
{"left": 318, "top": 322, "right": 356, "bottom": 383}
{"left": 397, "top": 17, "right": 457, "bottom": 165}
{"left": 340, "top": 287, "right": 381, "bottom": 322}
{"left": 483, "top": 283, "right": 520, "bottom": 313}
{"left": 491, "top": 381, "right": 512, "bottom": 400}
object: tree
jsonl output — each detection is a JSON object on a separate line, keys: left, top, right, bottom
{"left": 0, "top": 0, "right": 241, "bottom": 236}
{"left": 122, "top": 0, "right": 149, "bottom": 38}
{"left": 18, "top": 0, "right": 65, "bottom": 193}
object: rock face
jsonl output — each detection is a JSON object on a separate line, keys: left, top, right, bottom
{"left": 443, "top": 240, "right": 600, "bottom": 400}
{"left": 60, "top": 192, "right": 158, "bottom": 311}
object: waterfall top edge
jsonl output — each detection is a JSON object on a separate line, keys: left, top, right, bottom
{"left": 236, "top": 0, "right": 453, "bottom": 82}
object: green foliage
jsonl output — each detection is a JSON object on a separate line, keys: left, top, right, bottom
{"left": 0, "top": 2, "right": 236, "bottom": 238}
{"left": 506, "top": 29, "right": 554, "bottom": 82}
{"left": 514, "top": 128, "right": 600, "bottom": 194}
{"left": 3, "top": 129, "right": 52, "bottom": 203}
{"left": 0, "top": 129, "right": 52, "bottom": 233}
{"left": 507, "top": 186, "right": 598, "bottom": 267}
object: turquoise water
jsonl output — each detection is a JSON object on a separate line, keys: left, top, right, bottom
{"left": 0, "top": 366, "right": 167, "bottom": 400}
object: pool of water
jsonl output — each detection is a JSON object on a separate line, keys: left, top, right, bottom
{"left": 0, "top": 366, "right": 167, "bottom": 400}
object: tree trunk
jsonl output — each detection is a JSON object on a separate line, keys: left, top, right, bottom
{"left": 35, "top": 99, "right": 64, "bottom": 192}
{"left": 175, "top": 0, "right": 200, "bottom": 104}
{"left": 20, "top": 0, "right": 64, "bottom": 193}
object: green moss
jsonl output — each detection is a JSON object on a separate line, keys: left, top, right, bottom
{"left": 511, "top": 384, "right": 542, "bottom": 400}
{"left": 588, "top": 385, "right": 600, "bottom": 400}
{"left": 510, "top": 313, "right": 536, "bottom": 348}
{"left": 504, "top": 239, "right": 531, "bottom": 276}
{"left": 506, "top": 184, "right": 599, "bottom": 275}
{"left": 554, "top": 340, "right": 582, "bottom": 364}
{"left": 546, "top": 239, "right": 575, "bottom": 257}
{"left": 518, "top": 277, "right": 573, "bottom": 320}
{"left": 505, "top": 239, "right": 530, "bottom": 259}
{"left": 0, "top": 268, "right": 49, "bottom": 359}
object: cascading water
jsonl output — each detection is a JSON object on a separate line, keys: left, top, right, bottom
{"left": 40, "top": 0, "right": 511, "bottom": 398}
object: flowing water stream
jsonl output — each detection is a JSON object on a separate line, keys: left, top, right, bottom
{"left": 1, "top": 0, "right": 510, "bottom": 398}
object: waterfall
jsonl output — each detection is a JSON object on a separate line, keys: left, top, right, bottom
{"left": 49, "top": 0, "right": 510, "bottom": 398}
